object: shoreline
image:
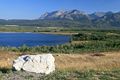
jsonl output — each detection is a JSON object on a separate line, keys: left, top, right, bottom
{"left": 0, "top": 32, "right": 32, "bottom": 33}
{"left": 38, "top": 32, "right": 78, "bottom": 35}
{"left": 0, "top": 31, "right": 78, "bottom": 35}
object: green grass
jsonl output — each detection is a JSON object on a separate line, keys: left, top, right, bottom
{"left": 0, "top": 69, "right": 120, "bottom": 80}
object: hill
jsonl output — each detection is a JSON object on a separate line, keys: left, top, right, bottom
{"left": 0, "top": 10, "right": 120, "bottom": 28}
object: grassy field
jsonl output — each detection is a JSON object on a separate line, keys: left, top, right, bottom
{"left": 0, "top": 51, "right": 120, "bottom": 79}
{"left": 0, "top": 51, "right": 120, "bottom": 71}
{"left": 0, "top": 28, "right": 120, "bottom": 79}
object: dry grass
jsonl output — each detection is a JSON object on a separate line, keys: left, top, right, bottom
{"left": 0, "top": 51, "right": 120, "bottom": 71}
{"left": 71, "top": 41, "right": 90, "bottom": 44}
{"left": 54, "top": 52, "right": 120, "bottom": 71}
{"left": 40, "top": 32, "right": 78, "bottom": 35}
{"left": 0, "top": 51, "right": 19, "bottom": 69}
{"left": 106, "top": 32, "right": 119, "bottom": 36}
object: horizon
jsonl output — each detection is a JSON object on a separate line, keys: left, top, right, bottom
{"left": 0, "top": 0, "right": 120, "bottom": 19}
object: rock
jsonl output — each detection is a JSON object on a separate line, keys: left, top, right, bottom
{"left": 13, "top": 54, "right": 55, "bottom": 74}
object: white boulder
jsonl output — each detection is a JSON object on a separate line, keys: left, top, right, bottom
{"left": 13, "top": 54, "right": 55, "bottom": 74}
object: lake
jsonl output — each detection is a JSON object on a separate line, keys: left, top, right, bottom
{"left": 0, "top": 32, "right": 70, "bottom": 47}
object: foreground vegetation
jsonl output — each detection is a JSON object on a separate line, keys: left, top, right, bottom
{"left": 0, "top": 51, "right": 120, "bottom": 80}
{"left": 0, "top": 69, "right": 120, "bottom": 80}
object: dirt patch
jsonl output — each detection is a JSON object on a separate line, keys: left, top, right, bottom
{"left": 91, "top": 53, "right": 106, "bottom": 57}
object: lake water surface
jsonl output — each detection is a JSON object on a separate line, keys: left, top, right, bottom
{"left": 0, "top": 32, "right": 70, "bottom": 47}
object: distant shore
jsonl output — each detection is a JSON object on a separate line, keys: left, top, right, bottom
{"left": 39, "top": 32, "right": 78, "bottom": 35}
{"left": 0, "top": 32, "right": 32, "bottom": 33}
{"left": 0, "top": 31, "right": 78, "bottom": 36}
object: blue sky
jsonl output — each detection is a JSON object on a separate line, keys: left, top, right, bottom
{"left": 0, "top": 0, "right": 120, "bottom": 19}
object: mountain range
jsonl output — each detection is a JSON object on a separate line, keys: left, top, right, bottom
{"left": 0, "top": 9, "right": 120, "bottom": 28}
